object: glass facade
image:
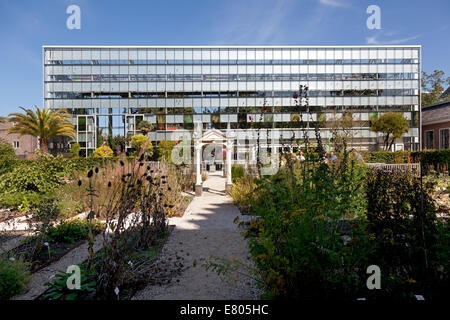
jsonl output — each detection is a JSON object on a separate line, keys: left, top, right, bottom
{"left": 43, "top": 46, "right": 421, "bottom": 157}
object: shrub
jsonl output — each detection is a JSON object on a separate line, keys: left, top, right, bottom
{"left": 70, "top": 143, "right": 81, "bottom": 158}
{"left": 157, "top": 140, "right": 177, "bottom": 162}
{"left": 93, "top": 145, "right": 113, "bottom": 158}
{"left": 365, "top": 168, "right": 446, "bottom": 299}
{"left": 55, "top": 182, "right": 83, "bottom": 219}
{"left": 44, "top": 267, "right": 96, "bottom": 300}
{"left": 411, "top": 149, "right": 450, "bottom": 174}
{"left": 45, "top": 219, "right": 104, "bottom": 243}
{"left": 0, "top": 191, "right": 50, "bottom": 212}
{"left": 368, "top": 151, "right": 410, "bottom": 164}
{"left": 0, "top": 257, "right": 31, "bottom": 300}
{"left": 0, "top": 140, "right": 17, "bottom": 176}
{"left": 244, "top": 159, "right": 371, "bottom": 299}
{"left": 130, "top": 134, "right": 153, "bottom": 156}
{"left": 231, "top": 165, "right": 245, "bottom": 183}
{"left": 0, "top": 153, "right": 75, "bottom": 195}
{"left": 230, "top": 176, "right": 257, "bottom": 213}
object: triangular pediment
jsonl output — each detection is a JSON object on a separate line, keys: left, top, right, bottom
{"left": 200, "top": 129, "right": 226, "bottom": 142}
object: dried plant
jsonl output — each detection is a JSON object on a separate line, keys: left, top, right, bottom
{"left": 78, "top": 153, "right": 172, "bottom": 299}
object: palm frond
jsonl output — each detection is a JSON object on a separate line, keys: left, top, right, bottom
{"left": 7, "top": 105, "right": 76, "bottom": 142}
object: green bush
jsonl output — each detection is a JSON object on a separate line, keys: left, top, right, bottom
{"left": 70, "top": 143, "right": 81, "bottom": 158}
{"left": 0, "top": 140, "right": 17, "bottom": 176}
{"left": 0, "top": 191, "right": 51, "bottom": 212}
{"left": 365, "top": 168, "right": 447, "bottom": 299}
{"left": 157, "top": 140, "right": 177, "bottom": 162}
{"left": 230, "top": 175, "right": 257, "bottom": 213}
{"left": 243, "top": 160, "right": 370, "bottom": 299}
{"left": 0, "top": 155, "right": 68, "bottom": 194}
{"left": 130, "top": 134, "right": 153, "bottom": 156}
{"left": 93, "top": 145, "right": 113, "bottom": 158}
{"left": 368, "top": 151, "right": 410, "bottom": 164}
{"left": 0, "top": 257, "right": 31, "bottom": 300}
{"left": 231, "top": 164, "right": 245, "bottom": 183}
{"left": 45, "top": 219, "right": 105, "bottom": 243}
{"left": 411, "top": 149, "right": 450, "bottom": 173}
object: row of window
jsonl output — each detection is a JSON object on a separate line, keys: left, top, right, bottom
{"left": 48, "top": 73, "right": 417, "bottom": 82}
{"left": 424, "top": 129, "right": 450, "bottom": 149}
{"left": 63, "top": 105, "right": 416, "bottom": 116}
{"left": 76, "top": 118, "right": 417, "bottom": 130}
{"left": 49, "top": 89, "right": 416, "bottom": 99}
{"left": 47, "top": 58, "right": 418, "bottom": 66}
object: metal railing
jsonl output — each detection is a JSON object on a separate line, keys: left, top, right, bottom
{"left": 366, "top": 162, "right": 421, "bottom": 176}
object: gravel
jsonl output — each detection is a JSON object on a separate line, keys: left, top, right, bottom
{"left": 133, "top": 173, "right": 261, "bottom": 300}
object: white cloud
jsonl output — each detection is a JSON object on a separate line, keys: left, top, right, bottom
{"left": 388, "top": 34, "right": 422, "bottom": 44}
{"left": 366, "top": 32, "right": 421, "bottom": 45}
{"left": 366, "top": 36, "right": 378, "bottom": 44}
{"left": 210, "top": 0, "right": 297, "bottom": 45}
{"left": 319, "top": 0, "right": 349, "bottom": 7}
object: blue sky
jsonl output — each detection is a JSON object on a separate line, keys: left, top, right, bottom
{"left": 0, "top": 0, "right": 449, "bottom": 117}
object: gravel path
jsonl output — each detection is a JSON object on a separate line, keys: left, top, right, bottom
{"left": 133, "top": 172, "right": 260, "bottom": 300}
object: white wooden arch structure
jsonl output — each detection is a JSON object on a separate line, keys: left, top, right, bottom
{"left": 193, "top": 127, "right": 235, "bottom": 196}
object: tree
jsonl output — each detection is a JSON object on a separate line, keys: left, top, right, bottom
{"left": 7, "top": 106, "right": 75, "bottom": 153}
{"left": 421, "top": 70, "right": 450, "bottom": 106}
{"left": 137, "top": 120, "right": 153, "bottom": 136}
{"left": 93, "top": 145, "right": 113, "bottom": 158}
{"left": 130, "top": 134, "right": 153, "bottom": 156}
{"left": 370, "top": 112, "right": 409, "bottom": 151}
{"left": 325, "top": 111, "right": 359, "bottom": 153}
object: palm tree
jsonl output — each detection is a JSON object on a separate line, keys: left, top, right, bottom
{"left": 7, "top": 106, "right": 75, "bottom": 153}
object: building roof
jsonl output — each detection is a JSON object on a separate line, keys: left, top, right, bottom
{"left": 422, "top": 100, "right": 450, "bottom": 125}
{"left": 42, "top": 45, "right": 422, "bottom": 49}
{"left": 442, "top": 86, "right": 450, "bottom": 97}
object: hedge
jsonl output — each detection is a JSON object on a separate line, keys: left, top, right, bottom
{"left": 18, "top": 156, "right": 138, "bottom": 176}
{"left": 366, "top": 149, "right": 450, "bottom": 173}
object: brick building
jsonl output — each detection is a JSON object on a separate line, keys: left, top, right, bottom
{"left": 422, "top": 100, "right": 450, "bottom": 149}
{"left": 0, "top": 121, "right": 38, "bottom": 158}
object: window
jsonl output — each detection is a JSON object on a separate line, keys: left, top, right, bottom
{"left": 424, "top": 130, "right": 434, "bottom": 149}
{"left": 13, "top": 141, "right": 19, "bottom": 149}
{"left": 439, "top": 129, "right": 449, "bottom": 149}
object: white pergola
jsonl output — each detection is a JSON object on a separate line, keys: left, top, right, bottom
{"left": 193, "top": 127, "right": 235, "bottom": 196}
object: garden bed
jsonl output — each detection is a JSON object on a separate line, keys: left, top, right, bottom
{"left": 0, "top": 230, "right": 28, "bottom": 243}
{"left": 38, "top": 225, "right": 180, "bottom": 300}
{"left": 2, "top": 219, "right": 105, "bottom": 274}
{"left": 6, "top": 238, "right": 86, "bottom": 273}
{"left": 169, "top": 195, "right": 194, "bottom": 218}
{"left": 0, "top": 209, "right": 27, "bottom": 223}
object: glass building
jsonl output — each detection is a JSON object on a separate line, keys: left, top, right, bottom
{"left": 43, "top": 46, "right": 421, "bottom": 157}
